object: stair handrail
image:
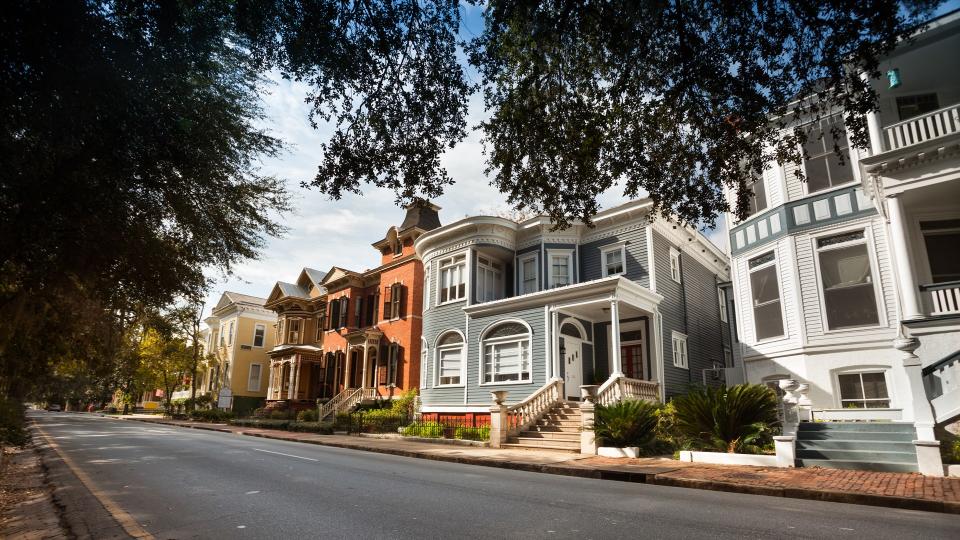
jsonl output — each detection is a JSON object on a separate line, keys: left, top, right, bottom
{"left": 318, "top": 387, "right": 363, "bottom": 421}
{"left": 596, "top": 374, "right": 660, "bottom": 406}
{"left": 506, "top": 379, "right": 564, "bottom": 435}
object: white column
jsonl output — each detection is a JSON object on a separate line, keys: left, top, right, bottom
{"left": 361, "top": 345, "right": 370, "bottom": 389}
{"left": 292, "top": 358, "right": 302, "bottom": 400}
{"left": 887, "top": 195, "right": 924, "bottom": 320}
{"left": 343, "top": 350, "right": 354, "bottom": 389}
{"left": 287, "top": 361, "right": 296, "bottom": 400}
{"left": 610, "top": 299, "right": 623, "bottom": 376}
{"left": 861, "top": 72, "right": 885, "bottom": 154}
{"left": 266, "top": 362, "right": 275, "bottom": 399}
{"left": 550, "top": 310, "right": 561, "bottom": 380}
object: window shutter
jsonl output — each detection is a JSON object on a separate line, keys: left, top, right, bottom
{"left": 366, "top": 294, "right": 375, "bottom": 326}
{"left": 378, "top": 346, "right": 389, "bottom": 385}
{"left": 392, "top": 345, "right": 403, "bottom": 386}
{"left": 382, "top": 286, "right": 392, "bottom": 320}
{"left": 328, "top": 302, "right": 338, "bottom": 330}
{"left": 372, "top": 291, "right": 380, "bottom": 322}
{"left": 339, "top": 298, "right": 348, "bottom": 328}
{"left": 355, "top": 296, "right": 363, "bottom": 328}
{"left": 398, "top": 285, "right": 407, "bottom": 319}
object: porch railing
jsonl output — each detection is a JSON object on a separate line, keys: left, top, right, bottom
{"left": 883, "top": 103, "right": 960, "bottom": 151}
{"left": 506, "top": 379, "right": 564, "bottom": 435}
{"left": 596, "top": 375, "right": 660, "bottom": 406}
{"left": 318, "top": 387, "right": 363, "bottom": 421}
{"left": 920, "top": 280, "right": 960, "bottom": 316}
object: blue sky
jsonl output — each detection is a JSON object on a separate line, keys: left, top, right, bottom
{"left": 200, "top": 1, "right": 960, "bottom": 318}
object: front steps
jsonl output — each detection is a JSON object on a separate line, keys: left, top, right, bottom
{"left": 502, "top": 401, "right": 581, "bottom": 453}
{"left": 795, "top": 422, "right": 919, "bottom": 473}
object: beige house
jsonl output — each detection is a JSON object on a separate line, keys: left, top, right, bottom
{"left": 198, "top": 292, "right": 277, "bottom": 415}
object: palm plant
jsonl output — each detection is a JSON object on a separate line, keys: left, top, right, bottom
{"left": 593, "top": 399, "right": 660, "bottom": 448}
{"left": 670, "top": 384, "right": 779, "bottom": 454}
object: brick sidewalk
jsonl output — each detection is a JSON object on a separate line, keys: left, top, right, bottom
{"left": 115, "top": 414, "right": 960, "bottom": 514}
{"left": 0, "top": 444, "right": 69, "bottom": 540}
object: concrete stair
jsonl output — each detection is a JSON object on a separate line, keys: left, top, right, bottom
{"left": 502, "top": 401, "right": 581, "bottom": 453}
{"left": 795, "top": 422, "right": 918, "bottom": 473}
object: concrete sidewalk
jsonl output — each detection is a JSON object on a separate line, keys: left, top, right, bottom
{"left": 115, "top": 414, "right": 960, "bottom": 514}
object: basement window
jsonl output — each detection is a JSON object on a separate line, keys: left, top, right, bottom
{"left": 837, "top": 371, "right": 890, "bottom": 408}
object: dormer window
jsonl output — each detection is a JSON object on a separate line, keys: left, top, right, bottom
{"left": 393, "top": 238, "right": 403, "bottom": 256}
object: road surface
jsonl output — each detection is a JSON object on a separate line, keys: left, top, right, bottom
{"left": 30, "top": 411, "right": 960, "bottom": 539}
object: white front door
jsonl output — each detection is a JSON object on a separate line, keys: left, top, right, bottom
{"left": 563, "top": 336, "right": 582, "bottom": 400}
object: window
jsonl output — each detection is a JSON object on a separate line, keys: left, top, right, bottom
{"left": 247, "top": 364, "right": 262, "bottom": 391}
{"left": 386, "top": 343, "right": 402, "bottom": 386}
{"left": 253, "top": 324, "right": 265, "bottom": 347}
{"left": 316, "top": 316, "right": 323, "bottom": 341}
{"left": 921, "top": 220, "right": 960, "bottom": 283}
{"left": 816, "top": 231, "right": 880, "bottom": 330}
{"left": 339, "top": 297, "right": 349, "bottom": 328}
{"left": 420, "top": 341, "right": 428, "bottom": 390}
{"left": 482, "top": 322, "right": 531, "bottom": 384}
{"left": 519, "top": 254, "right": 538, "bottom": 294}
{"left": 896, "top": 93, "right": 939, "bottom": 121}
{"left": 672, "top": 331, "right": 688, "bottom": 369}
{"left": 548, "top": 250, "right": 573, "bottom": 288}
{"left": 439, "top": 254, "right": 467, "bottom": 303}
{"left": 435, "top": 332, "right": 464, "bottom": 386}
{"left": 287, "top": 318, "right": 301, "bottom": 343}
{"left": 386, "top": 283, "right": 405, "bottom": 319}
{"left": 803, "top": 114, "right": 853, "bottom": 193}
{"left": 669, "top": 248, "right": 681, "bottom": 283}
{"left": 746, "top": 173, "right": 768, "bottom": 216}
{"left": 228, "top": 321, "right": 235, "bottom": 345}
{"left": 838, "top": 371, "right": 890, "bottom": 408}
{"left": 393, "top": 237, "right": 403, "bottom": 256}
{"left": 328, "top": 300, "right": 339, "bottom": 329}
{"left": 718, "top": 287, "right": 728, "bottom": 322}
{"left": 423, "top": 263, "right": 431, "bottom": 311}
{"left": 476, "top": 256, "right": 504, "bottom": 302}
{"left": 355, "top": 296, "right": 364, "bottom": 327}
{"left": 601, "top": 244, "right": 626, "bottom": 277}
{"left": 748, "top": 252, "right": 785, "bottom": 340}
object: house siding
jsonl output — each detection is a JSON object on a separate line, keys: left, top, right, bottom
{"left": 579, "top": 223, "right": 650, "bottom": 287}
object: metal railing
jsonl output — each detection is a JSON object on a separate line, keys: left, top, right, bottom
{"left": 401, "top": 416, "right": 490, "bottom": 441}
{"left": 883, "top": 103, "right": 960, "bottom": 151}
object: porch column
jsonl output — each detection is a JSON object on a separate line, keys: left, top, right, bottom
{"left": 292, "top": 358, "right": 302, "bottom": 400}
{"left": 343, "top": 350, "right": 353, "bottom": 389}
{"left": 887, "top": 194, "right": 924, "bottom": 321}
{"left": 550, "top": 310, "right": 561, "bottom": 380}
{"left": 287, "top": 360, "right": 296, "bottom": 400}
{"left": 610, "top": 299, "right": 623, "bottom": 376}
{"left": 861, "top": 72, "right": 885, "bottom": 154}
{"left": 266, "top": 362, "right": 275, "bottom": 399}
{"left": 361, "top": 345, "right": 370, "bottom": 389}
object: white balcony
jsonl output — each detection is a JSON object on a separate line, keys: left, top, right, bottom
{"left": 921, "top": 281, "right": 960, "bottom": 316}
{"left": 883, "top": 103, "right": 960, "bottom": 152}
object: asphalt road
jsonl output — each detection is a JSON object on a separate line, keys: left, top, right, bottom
{"left": 30, "top": 411, "right": 960, "bottom": 540}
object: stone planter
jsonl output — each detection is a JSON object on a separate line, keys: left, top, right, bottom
{"left": 597, "top": 446, "right": 641, "bottom": 458}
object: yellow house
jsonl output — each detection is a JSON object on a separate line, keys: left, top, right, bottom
{"left": 199, "top": 292, "right": 277, "bottom": 415}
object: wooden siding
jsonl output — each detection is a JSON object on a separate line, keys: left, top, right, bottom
{"left": 732, "top": 238, "right": 803, "bottom": 354}
{"left": 784, "top": 161, "right": 804, "bottom": 202}
{"left": 579, "top": 223, "right": 650, "bottom": 288}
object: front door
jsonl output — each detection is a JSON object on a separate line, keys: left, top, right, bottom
{"left": 563, "top": 336, "right": 582, "bottom": 400}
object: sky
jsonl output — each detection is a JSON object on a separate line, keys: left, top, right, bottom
{"left": 199, "top": 1, "right": 960, "bottom": 320}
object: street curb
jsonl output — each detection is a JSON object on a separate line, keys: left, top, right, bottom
{"left": 118, "top": 416, "right": 959, "bottom": 515}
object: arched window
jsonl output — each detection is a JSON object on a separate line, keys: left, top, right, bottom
{"left": 435, "top": 331, "right": 464, "bottom": 386}
{"left": 481, "top": 322, "right": 531, "bottom": 384}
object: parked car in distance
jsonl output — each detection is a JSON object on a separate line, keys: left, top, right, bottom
{"left": 46, "top": 404, "right": 62, "bottom": 412}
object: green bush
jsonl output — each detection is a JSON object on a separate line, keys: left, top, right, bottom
{"left": 334, "top": 412, "right": 352, "bottom": 430}
{"left": 454, "top": 425, "right": 490, "bottom": 441}
{"left": 288, "top": 422, "right": 334, "bottom": 434}
{"left": 231, "top": 418, "right": 291, "bottom": 430}
{"left": 670, "top": 384, "right": 779, "bottom": 454}
{"left": 270, "top": 409, "right": 294, "bottom": 420}
{"left": 402, "top": 421, "right": 444, "bottom": 438}
{"left": 593, "top": 399, "right": 660, "bottom": 448}
{"left": 0, "top": 398, "right": 27, "bottom": 447}
{"left": 189, "top": 409, "right": 235, "bottom": 423}
{"left": 297, "top": 409, "right": 319, "bottom": 423}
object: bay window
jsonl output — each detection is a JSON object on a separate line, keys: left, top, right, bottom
{"left": 748, "top": 252, "right": 784, "bottom": 340}
{"left": 816, "top": 230, "right": 880, "bottom": 330}
{"left": 438, "top": 254, "right": 466, "bottom": 303}
{"left": 803, "top": 114, "right": 853, "bottom": 193}
{"left": 287, "top": 318, "right": 301, "bottom": 343}
{"left": 476, "top": 256, "right": 504, "bottom": 303}
{"left": 519, "top": 254, "right": 538, "bottom": 294}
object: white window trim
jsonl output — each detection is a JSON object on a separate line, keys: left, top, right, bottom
{"left": 420, "top": 339, "right": 428, "bottom": 390}
{"left": 479, "top": 330, "right": 533, "bottom": 386}
{"left": 247, "top": 363, "right": 263, "bottom": 391}
{"left": 718, "top": 287, "right": 728, "bottom": 323}
{"left": 669, "top": 248, "right": 681, "bottom": 283}
{"left": 434, "top": 331, "right": 465, "bottom": 388}
{"left": 799, "top": 114, "right": 859, "bottom": 197}
{"left": 476, "top": 255, "right": 505, "bottom": 303}
{"left": 746, "top": 250, "right": 788, "bottom": 343}
{"left": 423, "top": 260, "right": 432, "bottom": 312}
{"left": 252, "top": 323, "right": 266, "bottom": 348}
{"left": 600, "top": 242, "right": 627, "bottom": 278}
{"left": 437, "top": 252, "right": 468, "bottom": 306}
{"left": 518, "top": 253, "right": 539, "bottom": 295}
{"left": 228, "top": 321, "right": 235, "bottom": 346}
{"left": 743, "top": 171, "right": 770, "bottom": 220}
{"left": 546, "top": 249, "right": 574, "bottom": 289}
{"left": 671, "top": 331, "right": 688, "bottom": 369}
{"left": 811, "top": 225, "right": 886, "bottom": 334}
{"left": 832, "top": 366, "right": 894, "bottom": 409}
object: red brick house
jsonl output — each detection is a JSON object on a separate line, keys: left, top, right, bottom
{"left": 263, "top": 202, "right": 440, "bottom": 414}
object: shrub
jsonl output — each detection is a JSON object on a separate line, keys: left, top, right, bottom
{"left": 288, "top": 422, "right": 334, "bottom": 434}
{"left": 593, "top": 399, "right": 660, "bottom": 448}
{"left": 231, "top": 418, "right": 291, "bottom": 430}
{"left": 334, "top": 412, "right": 352, "bottom": 430}
{"left": 454, "top": 425, "right": 490, "bottom": 441}
{"left": 297, "top": 409, "right": 319, "bottom": 423}
{"left": 189, "top": 409, "right": 235, "bottom": 423}
{"left": 670, "top": 384, "right": 779, "bottom": 454}
{"left": 270, "top": 409, "right": 294, "bottom": 420}
{"left": 0, "top": 398, "right": 27, "bottom": 447}
{"left": 402, "top": 421, "right": 444, "bottom": 438}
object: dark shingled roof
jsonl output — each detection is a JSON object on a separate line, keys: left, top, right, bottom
{"left": 399, "top": 202, "right": 441, "bottom": 232}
